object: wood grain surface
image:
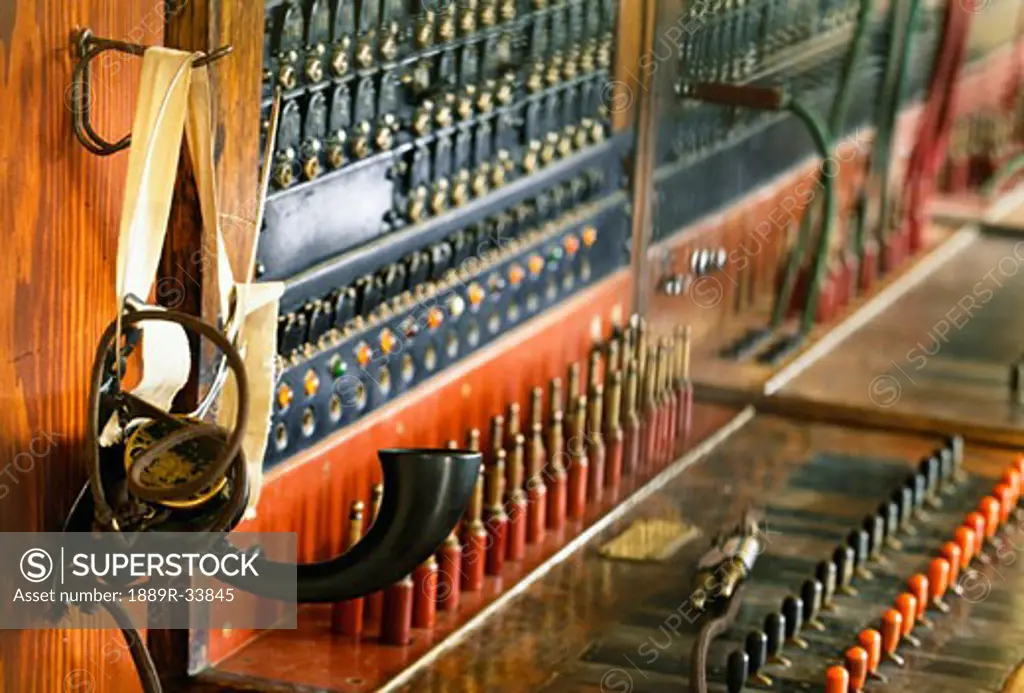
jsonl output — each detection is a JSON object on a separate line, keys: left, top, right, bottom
{"left": 383, "top": 413, "right": 1022, "bottom": 692}
{"left": 782, "top": 233, "right": 1024, "bottom": 443}
{"left": 155, "top": 3, "right": 264, "bottom": 683}
{"left": 0, "top": 2, "right": 162, "bottom": 692}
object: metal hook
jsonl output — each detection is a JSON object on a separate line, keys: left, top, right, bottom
{"left": 69, "top": 28, "right": 233, "bottom": 156}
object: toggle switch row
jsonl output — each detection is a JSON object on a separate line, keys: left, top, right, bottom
{"left": 725, "top": 436, "right": 969, "bottom": 692}
{"left": 823, "top": 454, "right": 1024, "bottom": 692}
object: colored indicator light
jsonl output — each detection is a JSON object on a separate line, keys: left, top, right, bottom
{"left": 401, "top": 317, "right": 419, "bottom": 339}
{"left": 276, "top": 383, "right": 294, "bottom": 411}
{"left": 467, "top": 282, "right": 486, "bottom": 307}
{"left": 528, "top": 254, "right": 545, "bottom": 276}
{"left": 487, "top": 272, "right": 506, "bottom": 293}
{"left": 547, "top": 246, "right": 563, "bottom": 263}
{"left": 379, "top": 328, "right": 397, "bottom": 354}
{"left": 427, "top": 306, "right": 444, "bottom": 329}
{"left": 303, "top": 369, "right": 320, "bottom": 397}
{"left": 355, "top": 342, "right": 373, "bottom": 368}
{"left": 508, "top": 263, "right": 526, "bottom": 286}
{"left": 563, "top": 234, "right": 580, "bottom": 255}
{"left": 582, "top": 226, "right": 598, "bottom": 247}
{"left": 448, "top": 295, "right": 466, "bottom": 318}
{"left": 329, "top": 356, "right": 347, "bottom": 379}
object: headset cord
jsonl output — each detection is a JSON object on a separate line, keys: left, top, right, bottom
{"left": 81, "top": 308, "right": 251, "bottom": 693}
{"left": 689, "top": 583, "right": 747, "bottom": 693}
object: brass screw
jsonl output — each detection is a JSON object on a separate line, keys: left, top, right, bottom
{"left": 496, "top": 81, "right": 514, "bottom": 105}
{"left": 476, "top": 89, "right": 493, "bottom": 113}
{"left": 480, "top": 2, "right": 497, "bottom": 26}
{"left": 545, "top": 63, "right": 561, "bottom": 86}
{"left": 374, "top": 127, "right": 393, "bottom": 151}
{"left": 274, "top": 159, "right": 295, "bottom": 189}
{"left": 457, "top": 95, "right": 474, "bottom": 120}
{"left": 303, "top": 156, "right": 321, "bottom": 181}
{"left": 438, "top": 15, "right": 456, "bottom": 41}
{"left": 459, "top": 7, "right": 476, "bottom": 34}
{"left": 490, "top": 162, "right": 506, "bottom": 187}
{"left": 435, "top": 105, "right": 453, "bottom": 128}
{"left": 416, "top": 19, "right": 434, "bottom": 48}
{"left": 277, "top": 64, "right": 297, "bottom": 89}
{"left": 380, "top": 34, "right": 398, "bottom": 62}
{"left": 430, "top": 181, "right": 449, "bottom": 214}
{"left": 471, "top": 172, "right": 488, "bottom": 197}
{"left": 523, "top": 142, "right": 541, "bottom": 172}
{"left": 413, "top": 109, "right": 432, "bottom": 135}
{"left": 327, "top": 142, "right": 345, "bottom": 169}
{"left": 408, "top": 188, "right": 427, "bottom": 221}
{"left": 305, "top": 47, "right": 325, "bottom": 82}
{"left": 540, "top": 137, "right": 556, "bottom": 165}
{"left": 452, "top": 180, "right": 469, "bottom": 207}
{"left": 581, "top": 48, "right": 595, "bottom": 73}
{"left": 356, "top": 41, "right": 374, "bottom": 69}
{"left": 352, "top": 130, "right": 371, "bottom": 159}
{"left": 526, "top": 70, "right": 544, "bottom": 93}
{"left": 563, "top": 55, "right": 578, "bottom": 80}
{"left": 574, "top": 125, "right": 589, "bottom": 149}
{"left": 331, "top": 48, "right": 349, "bottom": 76}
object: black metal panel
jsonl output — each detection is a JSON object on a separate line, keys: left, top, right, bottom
{"left": 258, "top": 153, "right": 396, "bottom": 280}
{"left": 265, "top": 193, "right": 630, "bottom": 468}
{"left": 279, "top": 131, "right": 630, "bottom": 312}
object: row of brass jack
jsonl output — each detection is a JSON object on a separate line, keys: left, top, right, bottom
{"left": 329, "top": 316, "right": 696, "bottom": 644}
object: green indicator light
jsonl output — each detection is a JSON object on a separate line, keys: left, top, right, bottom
{"left": 330, "top": 356, "right": 348, "bottom": 378}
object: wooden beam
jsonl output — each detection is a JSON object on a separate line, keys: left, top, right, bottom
{"left": 0, "top": 1, "right": 161, "bottom": 691}
{"left": 155, "top": 0, "right": 265, "bottom": 683}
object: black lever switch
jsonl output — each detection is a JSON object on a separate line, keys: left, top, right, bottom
{"left": 331, "top": 286, "right": 357, "bottom": 328}
{"left": 726, "top": 650, "right": 748, "bottom": 693}
{"left": 863, "top": 513, "right": 885, "bottom": 563}
{"left": 815, "top": 559, "right": 837, "bottom": 610}
{"left": 880, "top": 499, "right": 903, "bottom": 549}
{"left": 305, "top": 299, "right": 334, "bottom": 343}
{"left": 781, "top": 595, "right": 808, "bottom": 649}
{"left": 800, "top": 579, "right": 825, "bottom": 631}
{"left": 745, "top": 630, "right": 771, "bottom": 685}
{"left": 833, "top": 545, "right": 856, "bottom": 596}
{"left": 920, "top": 456, "right": 941, "bottom": 507}
{"left": 764, "top": 612, "right": 790, "bottom": 667}
{"left": 847, "top": 529, "right": 873, "bottom": 580}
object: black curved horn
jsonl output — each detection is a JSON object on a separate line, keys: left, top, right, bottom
{"left": 222, "top": 447, "right": 481, "bottom": 603}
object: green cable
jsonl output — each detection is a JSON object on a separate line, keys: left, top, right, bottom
{"left": 875, "top": 0, "right": 923, "bottom": 238}
{"left": 981, "top": 152, "right": 1024, "bottom": 196}
{"left": 787, "top": 99, "right": 837, "bottom": 335}
{"left": 829, "top": 0, "right": 876, "bottom": 133}
{"left": 770, "top": 0, "right": 873, "bottom": 330}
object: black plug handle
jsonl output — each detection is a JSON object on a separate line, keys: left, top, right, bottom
{"left": 220, "top": 448, "right": 481, "bottom": 602}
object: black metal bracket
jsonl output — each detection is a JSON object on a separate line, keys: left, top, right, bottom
{"left": 69, "top": 28, "right": 233, "bottom": 156}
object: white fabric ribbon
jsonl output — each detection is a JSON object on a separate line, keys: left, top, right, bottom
{"left": 104, "top": 48, "right": 281, "bottom": 512}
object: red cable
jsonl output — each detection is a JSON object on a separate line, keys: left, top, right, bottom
{"left": 902, "top": 0, "right": 972, "bottom": 252}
